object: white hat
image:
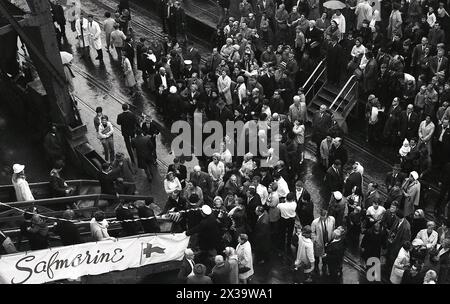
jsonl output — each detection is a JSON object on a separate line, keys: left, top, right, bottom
{"left": 184, "top": 60, "right": 192, "bottom": 65}
{"left": 13, "top": 164, "right": 25, "bottom": 174}
{"left": 333, "top": 191, "right": 343, "bottom": 200}
{"left": 410, "top": 171, "right": 419, "bottom": 180}
{"left": 201, "top": 205, "right": 212, "bottom": 215}
{"left": 169, "top": 86, "right": 177, "bottom": 94}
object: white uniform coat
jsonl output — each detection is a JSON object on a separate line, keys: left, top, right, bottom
{"left": 87, "top": 20, "right": 102, "bottom": 50}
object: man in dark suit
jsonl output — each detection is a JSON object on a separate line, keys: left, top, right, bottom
{"left": 328, "top": 137, "right": 348, "bottom": 167}
{"left": 51, "top": 0, "right": 67, "bottom": 42}
{"left": 246, "top": 187, "right": 262, "bottom": 234}
{"left": 213, "top": 99, "right": 234, "bottom": 129}
{"left": 186, "top": 205, "right": 221, "bottom": 268}
{"left": 343, "top": 165, "right": 363, "bottom": 196}
{"left": 385, "top": 164, "right": 407, "bottom": 192}
{"left": 97, "top": 162, "right": 119, "bottom": 195}
{"left": 435, "top": 162, "right": 450, "bottom": 217}
{"left": 364, "top": 183, "right": 382, "bottom": 210}
{"left": 325, "top": 229, "right": 345, "bottom": 283}
{"left": 177, "top": 248, "right": 195, "bottom": 283}
{"left": 117, "top": 103, "right": 138, "bottom": 163}
{"left": 137, "top": 198, "right": 161, "bottom": 233}
{"left": 326, "top": 36, "right": 345, "bottom": 86}
{"left": 428, "top": 48, "right": 448, "bottom": 79}
{"left": 184, "top": 41, "right": 201, "bottom": 71}
{"left": 383, "top": 97, "right": 403, "bottom": 145}
{"left": 253, "top": 206, "right": 271, "bottom": 264}
{"left": 131, "top": 130, "right": 155, "bottom": 182}
{"left": 190, "top": 165, "right": 213, "bottom": 201}
{"left": 312, "top": 105, "right": 332, "bottom": 158}
{"left": 398, "top": 104, "right": 420, "bottom": 141}
{"left": 116, "top": 202, "right": 140, "bottom": 236}
{"left": 294, "top": 180, "right": 309, "bottom": 211}
{"left": 324, "top": 159, "right": 344, "bottom": 196}
{"left": 434, "top": 119, "right": 450, "bottom": 167}
{"left": 258, "top": 67, "right": 277, "bottom": 99}
{"left": 411, "top": 37, "right": 429, "bottom": 74}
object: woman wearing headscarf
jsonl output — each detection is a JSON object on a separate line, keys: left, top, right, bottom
{"left": 324, "top": 20, "right": 341, "bottom": 43}
{"left": 60, "top": 51, "right": 75, "bottom": 93}
{"left": 121, "top": 49, "right": 137, "bottom": 97}
{"left": 401, "top": 171, "right": 421, "bottom": 220}
{"left": 12, "top": 164, "right": 34, "bottom": 202}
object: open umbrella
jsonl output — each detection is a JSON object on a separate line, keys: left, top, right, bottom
{"left": 60, "top": 51, "right": 73, "bottom": 65}
{"left": 323, "top": 0, "right": 346, "bottom": 10}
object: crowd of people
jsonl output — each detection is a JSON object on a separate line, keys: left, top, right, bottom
{"left": 4, "top": 0, "right": 450, "bottom": 285}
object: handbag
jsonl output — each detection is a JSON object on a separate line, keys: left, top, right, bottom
{"left": 238, "top": 265, "right": 251, "bottom": 273}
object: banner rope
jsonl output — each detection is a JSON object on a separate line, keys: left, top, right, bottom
{"left": 0, "top": 202, "right": 221, "bottom": 225}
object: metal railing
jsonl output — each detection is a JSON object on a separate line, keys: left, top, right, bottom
{"left": 303, "top": 58, "right": 326, "bottom": 104}
{"left": 329, "top": 75, "right": 357, "bottom": 112}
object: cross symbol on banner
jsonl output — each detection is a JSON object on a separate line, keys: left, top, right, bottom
{"left": 143, "top": 243, "right": 165, "bottom": 258}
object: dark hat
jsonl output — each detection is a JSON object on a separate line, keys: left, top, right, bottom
{"left": 393, "top": 164, "right": 401, "bottom": 170}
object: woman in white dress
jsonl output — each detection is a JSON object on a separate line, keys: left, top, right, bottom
{"left": 390, "top": 241, "right": 412, "bottom": 284}
{"left": 11, "top": 164, "right": 34, "bottom": 202}
{"left": 121, "top": 49, "right": 137, "bottom": 97}
{"left": 236, "top": 233, "right": 254, "bottom": 284}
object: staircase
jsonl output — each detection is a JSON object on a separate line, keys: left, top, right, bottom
{"left": 306, "top": 74, "right": 359, "bottom": 120}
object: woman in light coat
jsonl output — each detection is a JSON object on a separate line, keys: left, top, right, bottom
{"left": 90, "top": 211, "right": 115, "bottom": 241}
{"left": 236, "top": 233, "right": 254, "bottom": 283}
{"left": 122, "top": 49, "right": 137, "bottom": 97}
{"left": 294, "top": 225, "right": 315, "bottom": 282}
{"left": 224, "top": 247, "right": 239, "bottom": 284}
{"left": 11, "top": 164, "right": 34, "bottom": 202}
{"left": 217, "top": 70, "right": 232, "bottom": 105}
{"left": 390, "top": 241, "right": 411, "bottom": 284}
{"left": 401, "top": 171, "right": 421, "bottom": 219}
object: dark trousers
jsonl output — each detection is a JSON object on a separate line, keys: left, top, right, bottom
{"left": 122, "top": 133, "right": 135, "bottom": 163}
{"left": 270, "top": 221, "right": 280, "bottom": 251}
{"left": 70, "top": 20, "right": 76, "bottom": 32}
{"left": 96, "top": 49, "right": 103, "bottom": 60}
{"left": 436, "top": 186, "right": 450, "bottom": 215}
{"left": 115, "top": 47, "right": 123, "bottom": 61}
{"left": 279, "top": 217, "right": 295, "bottom": 251}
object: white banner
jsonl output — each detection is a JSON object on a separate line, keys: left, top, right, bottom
{"left": 0, "top": 233, "right": 190, "bottom": 284}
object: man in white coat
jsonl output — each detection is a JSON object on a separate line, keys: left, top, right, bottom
{"left": 75, "top": 12, "right": 89, "bottom": 56}
{"left": 87, "top": 14, "right": 103, "bottom": 61}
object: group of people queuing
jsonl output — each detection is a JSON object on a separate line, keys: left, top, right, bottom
{"left": 49, "top": 0, "right": 139, "bottom": 96}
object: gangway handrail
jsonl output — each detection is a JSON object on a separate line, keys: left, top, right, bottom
{"left": 303, "top": 59, "right": 326, "bottom": 95}
{"left": 335, "top": 81, "right": 358, "bottom": 113}
{"left": 0, "top": 193, "right": 155, "bottom": 207}
{"left": 330, "top": 75, "right": 357, "bottom": 111}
